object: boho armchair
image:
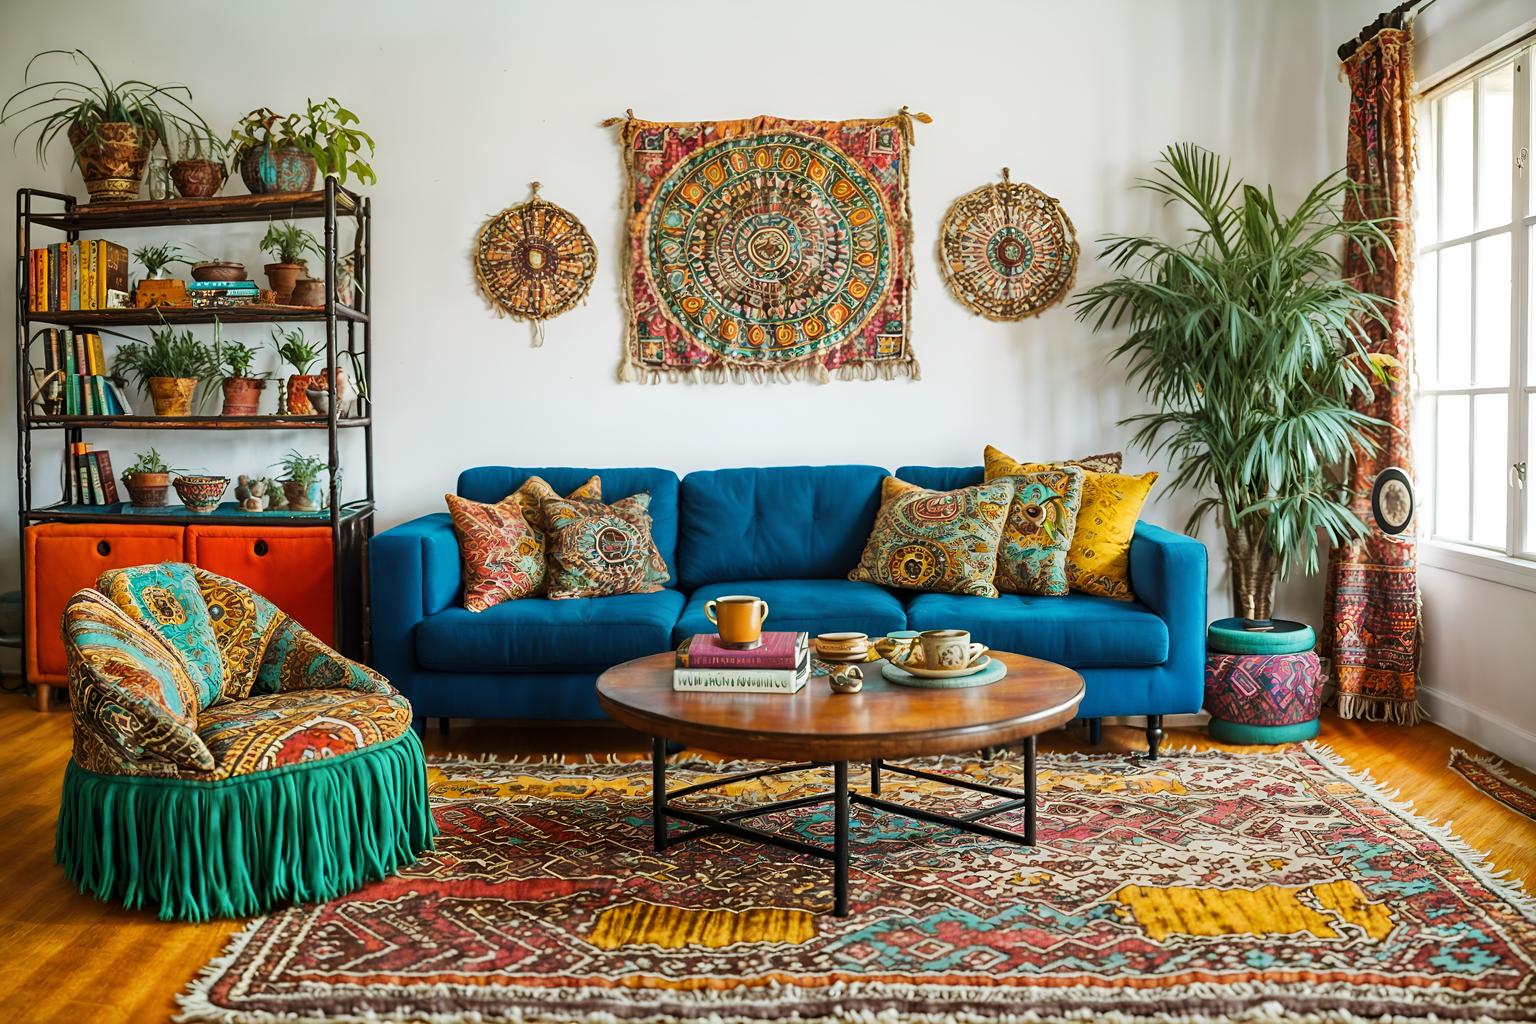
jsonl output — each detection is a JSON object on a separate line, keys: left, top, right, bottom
{"left": 56, "top": 563, "right": 435, "bottom": 921}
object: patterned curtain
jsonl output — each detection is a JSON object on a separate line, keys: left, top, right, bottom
{"left": 1324, "top": 22, "right": 1421, "bottom": 724}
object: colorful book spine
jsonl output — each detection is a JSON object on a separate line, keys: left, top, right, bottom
{"left": 671, "top": 661, "right": 809, "bottom": 693}
{"left": 94, "top": 451, "right": 119, "bottom": 504}
{"left": 676, "top": 631, "right": 809, "bottom": 669}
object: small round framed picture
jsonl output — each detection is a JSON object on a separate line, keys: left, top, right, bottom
{"left": 1370, "top": 467, "right": 1415, "bottom": 536}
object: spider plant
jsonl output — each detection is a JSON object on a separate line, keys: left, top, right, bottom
{"left": 259, "top": 222, "right": 322, "bottom": 265}
{"left": 112, "top": 320, "right": 218, "bottom": 388}
{"left": 270, "top": 326, "right": 322, "bottom": 375}
{"left": 273, "top": 449, "right": 327, "bottom": 488}
{"left": 1070, "top": 143, "right": 1397, "bottom": 624}
{"left": 0, "top": 49, "right": 210, "bottom": 163}
{"left": 132, "top": 242, "right": 187, "bottom": 279}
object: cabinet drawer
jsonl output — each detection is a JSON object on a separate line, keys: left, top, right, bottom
{"left": 184, "top": 525, "right": 334, "bottom": 644}
{"left": 26, "top": 524, "right": 186, "bottom": 683}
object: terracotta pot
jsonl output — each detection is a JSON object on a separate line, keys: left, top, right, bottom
{"left": 237, "top": 143, "right": 317, "bottom": 194}
{"left": 283, "top": 478, "right": 319, "bottom": 512}
{"left": 287, "top": 373, "right": 328, "bottom": 415}
{"left": 264, "top": 262, "right": 306, "bottom": 304}
{"left": 122, "top": 471, "right": 170, "bottom": 508}
{"left": 147, "top": 376, "right": 197, "bottom": 416}
{"left": 288, "top": 277, "right": 326, "bottom": 307}
{"left": 221, "top": 377, "right": 267, "bottom": 415}
{"left": 173, "top": 475, "right": 228, "bottom": 514}
{"left": 190, "top": 261, "right": 247, "bottom": 282}
{"left": 170, "top": 158, "right": 226, "bottom": 198}
{"left": 68, "top": 122, "right": 155, "bottom": 203}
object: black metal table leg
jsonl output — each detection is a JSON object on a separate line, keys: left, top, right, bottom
{"left": 834, "top": 761, "right": 850, "bottom": 916}
{"left": 1088, "top": 717, "right": 1102, "bottom": 745}
{"left": 1024, "top": 734, "right": 1037, "bottom": 846}
{"left": 870, "top": 757, "right": 882, "bottom": 795}
{"left": 651, "top": 736, "right": 667, "bottom": 852}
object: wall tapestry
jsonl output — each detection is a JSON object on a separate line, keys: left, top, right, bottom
{"left": 473, "top": 182, "right": 597, "bottom": 346}
{"left": 606, "top": 109, "right": 929, "bottom": 384}
{"left": 939, "top": 168, "right": 1077, "bottom": 320}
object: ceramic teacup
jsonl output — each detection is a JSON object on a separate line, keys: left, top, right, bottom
{"left": 815, "top": 632, "right": 870, "bottom": 658}
{"left": 919, "top": 629, "right": 988, "bottom": 670}
{"left": 874, "top": 630, "right": 922, "bottom": 664}
{"left": 705, "top": 595, "right": 770, "bottom": 645}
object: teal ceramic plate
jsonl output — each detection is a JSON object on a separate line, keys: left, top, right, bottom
{"left": 882, "top": 658, "right": 1008, "bottom": 689}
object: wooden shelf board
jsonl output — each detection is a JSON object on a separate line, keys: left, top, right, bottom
{"left": 23, "top": 500, "right": 373, "bottom": 527}
{"left": 26, "top": 190, "right": 361, "bottom": 231}
{"left": 29, "top": 415, "right": 371, "bottom": 431}
{"left": 23, "top": 305, "right": 366, "bottom": 327}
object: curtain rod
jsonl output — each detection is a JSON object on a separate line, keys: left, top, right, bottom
{"left": 1337, "top": 0, "right": 1436, "bottom": 61}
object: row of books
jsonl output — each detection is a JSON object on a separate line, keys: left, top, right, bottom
{"left": 673, "top": 632, "right": 810, "bottom": 693}
{"left": 35, "top": 329, "right": 136, "bottom": 417}
{"left": 27, "top": 241, "right": 131, "bottom": 313}
{"left": 64, "top": 442, "right": 119, "bottom": 506}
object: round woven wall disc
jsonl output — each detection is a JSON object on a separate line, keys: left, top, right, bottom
{"left": 474, "top": 182, "right": 597, "bottom": 337}
{"left": 938, "top": 168, "right": 1077, "bottom": 320}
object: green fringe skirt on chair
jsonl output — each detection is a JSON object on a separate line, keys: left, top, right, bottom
{"left": 56, "top": 730, "right": 437, "bottom": 921}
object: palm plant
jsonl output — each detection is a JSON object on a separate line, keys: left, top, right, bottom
{"left": 1070, "top": 144, "right": 1396, "bottom": 624}
{"left": 260, "top": 222, "right": 322, "bottom": 265}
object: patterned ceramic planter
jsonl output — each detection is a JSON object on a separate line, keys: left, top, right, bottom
{"left": 173, "top": 475, "right": 228, "bottom": 514}
{"left": 264, "top": 262, "right": 305, "bottom": 304}
{"left": 220, "top": 377, "right": 266, "bottom": 416}
{"left": 122, "top": 471, "right": 170, "bottom": 508}
{"left": 237, "top": 144, "right": 317, "bottom": 195}
{"left": 286, "top": 373, "right": 328, "bottom": 415}
{"left": 170, "top": 158, "right": 226, "bottom": 198}
{"left": 68, "top": 122, "right": 155, "bottom": 202}
{"left": 147, "top": 376, "right": 197, "bottom": 417}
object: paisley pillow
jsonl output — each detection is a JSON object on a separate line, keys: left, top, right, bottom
{"left": 97, "top": 562, "right": 225, "bottom": 709}
{"left": 446, "top": 475, "right": 601, "bottom": 611}
{"left": 984, "top": 444, "right": 1122, "bottom": 476}
{"left": 993, "top": 466, "right": 1084, "bottom": 596}
{"left": 849, "top": 477, "right": 1013, "bottom": 598}
{"left": 542, "top": 493, "right": 669, "bottom": 600}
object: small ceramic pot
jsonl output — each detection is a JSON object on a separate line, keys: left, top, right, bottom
{"left": 306, "top": 388, "right": 332, "bottom": 415}
{"left": 288, "top": 277, "right": 326, "bottom": 306}
{"left": 220, "top": 377, "right": 266, "bottom": 415}
{"left": 122, "top": 471, "right": 170, "bottom": 508}
{"left": 170, "top": 158, "right": 226, "bottom": 198}
{"left": 173, "top": 475, "right": 228, "bottom": 514}
{"left": 238, "top": 144, "right": 317, "bottom": 195}
{"left": 190, "top": 261, "right": 247, "bottom": 283}
{"left": 68, "top": 122, "right": 155, "bottom": 202}
{"left": 147, "top": 376, "right": 197, "bottom": 416}
{"left": 283, "top": 478, "right": 319, "bottom": 512}
{"left": 287, "top": 373, "right": 328, "bottom": 415}
{"left": 828, "top": 664, "right": 865, "bottom": 694}
{"left": 264, "top": 262, "right": 305, "bottom": 304}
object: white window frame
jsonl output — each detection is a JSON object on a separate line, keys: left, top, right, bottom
{"left": 1415, "top": 43, "right": 1536, "bottom": 591}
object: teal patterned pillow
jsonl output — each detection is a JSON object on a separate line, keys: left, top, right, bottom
{"left": 98, "top": 563, "right": 224, "bottom": 709}
{"left": 542, "top": 493, "right": 669, "bottom": 600}
{"left": 993, "top": 466, "right": 1084, "bottom": 596}
{"left": 849, "top": 478, "right": 1014, "bottom": 597}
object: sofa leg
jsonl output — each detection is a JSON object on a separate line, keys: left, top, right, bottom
{"left": 411, "top": 716, "right": 426, "bottom": 738}
{"left": 1087, "top": 718, "right": 1102, "bottom": 746}
{"left": 1146, "top": 715, "right": 1164, "bottom": 759}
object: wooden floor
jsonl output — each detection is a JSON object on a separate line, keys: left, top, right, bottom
{"left": 1, "top": 692, "right": 1533, "bottom": 1023}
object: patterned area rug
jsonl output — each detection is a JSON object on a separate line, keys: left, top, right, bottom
{"left": 1451, "top": 748, "right": 1536, "bottom": 821}
{"left": 178, "top": 746, "right": 1536, "bottom": 1023}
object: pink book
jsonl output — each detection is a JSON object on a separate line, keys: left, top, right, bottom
{"left": 676, "top": 631, "right": 808, "bottom": 669}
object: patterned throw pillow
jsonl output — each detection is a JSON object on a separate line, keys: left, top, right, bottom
{"left": 985, "top": 446, "right": 1155, "bottom": 600}
{"left": 993, "top": 466, "right": 1084, "bottom": 596}
{"left": 542, "top": 493, "right": 669, "bottom": 600}
{"left": 984, "top": 444, "right": 1122, "bottom": 476}
{"left": 98, "top": 562, "right": 225, "bottom": 709}
{"left": 849, "top": 477, "right": 1014, "bottom": 598}
{"left": 446, "top": 476, "right": 602, "bottom": 611}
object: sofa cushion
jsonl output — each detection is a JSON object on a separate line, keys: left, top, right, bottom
{"left": 904, "top": 591, "right": 1169, "bottom": 668}
{"left": 457, "top": 467, "right": 680, "bottom": 586}
{"left": 895, "top": 465, "right": 984, "bottom": 491}
{"left": 416, "top": 589, "right": 687, "bottom": 673}
{"left": 673, "top": 579, "right": 907, "bottom": 644}
{"left": 678, "top": 465, "right": 887, "bottom": 589}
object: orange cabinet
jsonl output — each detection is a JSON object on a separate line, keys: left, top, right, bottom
{"left": 184, "top": 525, "right": 334, "bottom": 644}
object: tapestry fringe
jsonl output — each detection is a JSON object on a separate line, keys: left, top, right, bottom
{"left": 617, "top": 360, "right": 921, "bottom": 386}
{"left": 1337, "top": 692, "right": 1423, "bottom": 725}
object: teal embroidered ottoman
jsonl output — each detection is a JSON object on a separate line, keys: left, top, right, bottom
{"left": 1203, "top": 618, "right": 1326, "bottom": 743}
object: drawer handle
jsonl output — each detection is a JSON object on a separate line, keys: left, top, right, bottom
{"left": 253, "top": 539, "right": 269, "bottom": 557}
{"left": 96, "top": 540, "right": 111, "bottom": 556}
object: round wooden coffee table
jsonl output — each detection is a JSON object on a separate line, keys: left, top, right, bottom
{"left": 596, "top": 650, "right": 1083, "bottom": 915}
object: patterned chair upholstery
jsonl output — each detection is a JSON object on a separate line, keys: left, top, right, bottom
{"left": 56, "top": 563, "right": 436, "bottom": 921}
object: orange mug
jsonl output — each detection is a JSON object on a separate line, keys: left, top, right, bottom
{"left": 704, "top": 594, "right": 770, "bottom": 645}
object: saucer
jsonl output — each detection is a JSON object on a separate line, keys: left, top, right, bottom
{"left": 898, "top": 655, "right": 993, "bottom": 680}
{"left": 814, "top": 648, "right": 872, "bottom": 663}
{"left": 882, "top": 657, "right": 1007, "bottom": 689}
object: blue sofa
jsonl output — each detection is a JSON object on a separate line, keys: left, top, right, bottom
{"left": 371, "top": 465, "right": 1207, "bottom": 754}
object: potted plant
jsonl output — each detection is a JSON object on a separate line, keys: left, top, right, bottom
{"left": 132, "top": 243, "right": 186, "bottom": 281}
{"left": 113, "top": 320, "right": 217, "bottom": 416}
{"left": 271, "top": 326, "right": 326, "bottom": 414}
{"left": 173, "top": 473, "right": 229, "bottom": 514}
{"left": 170, "top": 127, "right": 227, "bottom": 198}
{"left": 0, "top": 50, "right": 211, "bottom": 203}
{"left": 260, "top": 221, "right": 322, "bottom": 303}
{"left": 273, "top": 449, "right": 327, "bottom": 512}
{"left": 1071, "top": 144, "right": 1394, "bottom": 630}
{"left": 229, "top": 99, "right": 375, "bottom": 195}
{"left": 210, "top": 321, "right": 268, "bottom": 415}
{"left": 121, "top": 447, "right": 174, "bottom": 507}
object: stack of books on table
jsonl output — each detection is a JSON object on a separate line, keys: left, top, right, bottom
{"left": 673, "top": 631, "right": 810, "bottom": 693}
{"left": 187, "top": 280, "right": 261, "bottom": 308}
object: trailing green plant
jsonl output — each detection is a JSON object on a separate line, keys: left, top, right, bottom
{"left": 123, "top": 447, "right": 172, "bottom": 477}
{"left": 0, "top": 49, "right": 210, "bottom": 162}
{"left": 260, "top": 221, "right": 322, "bottom": 265}
{"left": 273, "top": 449, "right": 327, "bottom": 488}
{"left": 113, "top": 320, "right": 217, "bottom": 388}
{"left": 132, "top": 242, "right": 186, "bottom": 278}
{"left": 270, "top": 327, "right": 322, "bottom": 375}
{"left": 1069, "top": 143, "right": 1396, "bottom": 623}
{"left": 229, "top": 99, "right": 376, "bottom": 185}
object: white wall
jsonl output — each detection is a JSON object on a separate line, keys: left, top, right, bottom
{"left": 0, "top": 1, "right": 1381, "bottom": 626}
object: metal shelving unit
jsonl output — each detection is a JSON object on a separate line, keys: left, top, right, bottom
{"left": 14, "top": 182, "right": 375, "bottom": 669}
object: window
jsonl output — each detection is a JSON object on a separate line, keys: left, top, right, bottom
{"left": 1415, "top": 46, "right": 1533, "bottom": 565}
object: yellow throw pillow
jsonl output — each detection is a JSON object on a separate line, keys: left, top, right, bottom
{"left": 983, "top": 444, "right": 1122, "bottom": 477}
{"left": 984, "top": 445, "right": 1156, "bottom": 600}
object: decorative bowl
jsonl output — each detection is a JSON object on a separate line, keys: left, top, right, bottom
{"left": 190, "top": 260, "right": 247, "bottom": 283}
{"left": 172, "top": 474, "right": 228, "bottom": 513}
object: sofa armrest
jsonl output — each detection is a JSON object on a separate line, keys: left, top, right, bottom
{"left": 1129, "top": 521, "right": 1208, "bottom": 696}
{"left": 369, "top": 513, "right": 461, "bottom": 687}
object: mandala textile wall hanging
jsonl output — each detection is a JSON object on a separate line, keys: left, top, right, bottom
{"left": 473, "top": 182, "right": 597, "bottom": 346}
{"left": 939, "top": 167, "right": 1078, "bottom": 320}
{"left": 606, "top": 109, "right": 929, "bottom": 384}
